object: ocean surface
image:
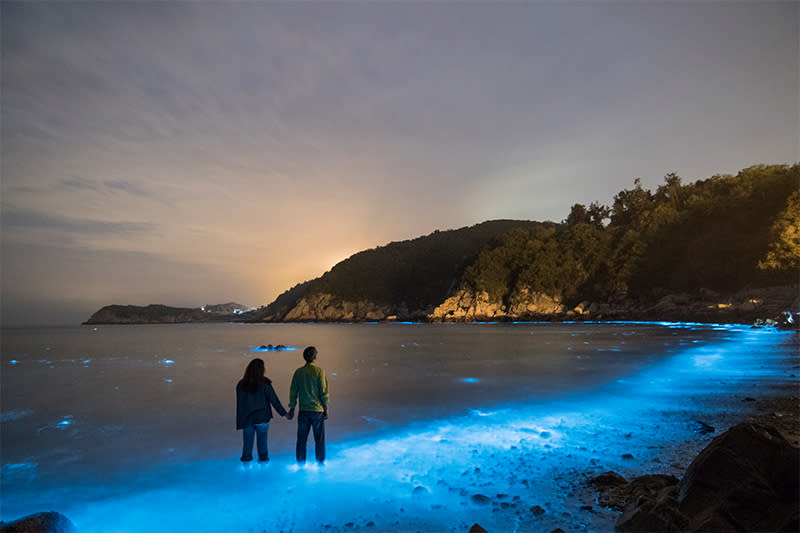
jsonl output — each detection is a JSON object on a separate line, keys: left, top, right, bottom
{"left": 1, "top": 322, "right": 796, "bottom": 532}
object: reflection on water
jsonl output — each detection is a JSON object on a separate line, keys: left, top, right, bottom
{"left": 1, "top": 322, "right": 795, "bottom": 531}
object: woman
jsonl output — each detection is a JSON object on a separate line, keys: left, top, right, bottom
{"left": 236, "top": 358, "right": 288, "bottom": 462}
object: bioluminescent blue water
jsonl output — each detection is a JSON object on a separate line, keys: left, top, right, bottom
{"left": 1, "top": 322, "right": 795, "bottom": 532}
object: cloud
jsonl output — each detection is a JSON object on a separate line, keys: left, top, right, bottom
{"left": 58, "top": 176, "right": 157, "bottom": 199}
{"left": 58, "top": 176, "right": 97, "bottom": 191}
{"left": 104, "top": 180, "right": 153, "bottom": 198}
{"left": 2, "top": 208, "right": 154, "bottom": 236}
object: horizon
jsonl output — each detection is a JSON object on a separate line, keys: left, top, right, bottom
{"left": 2, "top": 2, "right": 798, "bottom": 327}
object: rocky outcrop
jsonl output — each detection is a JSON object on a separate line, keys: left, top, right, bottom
{"left": 677, "top": 422, "right": 799, "bottom": 532}
{"left": 426, "top": 285, "right": 799, "bottom": 324}
{"left": 592, "top": 422, "right": 800, "bottom": 532}
{"left": 0, "top": 511, "right": 76, "bottom": 533}
{"left": 429, "top": 288, "right": 566, "bottom": 320}
{"left": 591, "top": 473, "right": 680, "bottom": 512}
{"left": 282, "top": 293, "right": 395, "bottom": 322}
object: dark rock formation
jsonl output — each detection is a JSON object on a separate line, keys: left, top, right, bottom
{"left": 0, "top": 511, "right": 76, "bottom": 533}
{"left": 678, "top": 422, "right": 799, "bottom": 532}
{"left": 591, "top": 472, "right": 679, "bottom": 512}
{"left": 616, "top": 485, "right": 689, "bottom": 532}
{"left": 601, "top": 422, "right": 800, "bottom": 532}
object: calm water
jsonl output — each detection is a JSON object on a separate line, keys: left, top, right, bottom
{"left": 1, "top": 322, "right": 795, "bottom": 531}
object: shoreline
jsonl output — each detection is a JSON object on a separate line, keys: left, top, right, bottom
{"left": 2, "top": 324, "right": 797, "bottom": 532}
{"left": 560, "top": 337, "right": 799, "bottom": 533}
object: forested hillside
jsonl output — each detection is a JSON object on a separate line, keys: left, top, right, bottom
{"left": 463, "top": 164, "right": 799, "bottom": 305}
{"left": 252, "top": 164, "right": 798, "bottom": 322}
{"left": 252, "top": 220, "right": 550, "bottom": 320}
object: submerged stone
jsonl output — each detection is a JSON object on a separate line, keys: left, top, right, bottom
{"left": 0, "top": 511, "right": 77, "bottom": 533}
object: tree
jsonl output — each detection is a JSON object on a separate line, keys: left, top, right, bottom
{"left": 759, "top": 190, "right": 800, "bottom": 272}
{"left": 610, "top": 178, "right": 654, "bottom": 228}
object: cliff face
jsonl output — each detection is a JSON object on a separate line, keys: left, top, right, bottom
{"left": 427, "top": 285, "right": 799, "bottom": 323}
{"left": 282, "top": 293, "right": 394, "bottom": 322}
{"left": 429, "top": 288, "right": 566, "bottom": 320}
{"left": 269, "top": 285, "right": 799, "bottom": 324}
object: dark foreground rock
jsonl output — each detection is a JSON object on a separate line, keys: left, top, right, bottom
{"left": 0, "top": 512, "right": 76, "bottom": 533}
{"left": 594, "top": 422, "right": 800, "bottom": 532}
{"left": 677, "top": 422, "right": 799, "bottom": 532}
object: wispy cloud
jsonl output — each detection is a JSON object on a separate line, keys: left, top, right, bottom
{"left": 2, "top": 208, "right": 154, "bottom": 235}
{"left": 58, "top": 176, "right": 156, "bottom": 199}
{"left": 104, "top": 179, "right": 153, "bottom": 198}
{"left": 58, "top": 176, "right": 96, "bottom": 191}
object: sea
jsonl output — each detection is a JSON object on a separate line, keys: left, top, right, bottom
{"left": 1, "top": 321, "right": 796, "bottom": 532}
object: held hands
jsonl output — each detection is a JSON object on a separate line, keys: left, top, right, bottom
{"left": 284, "top": 407, "right": 326, "bottom": 420}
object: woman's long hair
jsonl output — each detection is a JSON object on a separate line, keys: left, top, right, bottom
{"left": 242, "top": 358, "right": 270, "bottom": 392}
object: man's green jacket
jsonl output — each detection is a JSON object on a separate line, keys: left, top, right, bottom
{"left": 289, "top": 362, "right": 329, "bottom": 412}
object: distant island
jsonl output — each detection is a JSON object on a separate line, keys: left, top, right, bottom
{"left": 85, "top": 164, "right": 799, "bottom": 326}
{"left": 83, "top": 302, "right": 252, "bottom": 325}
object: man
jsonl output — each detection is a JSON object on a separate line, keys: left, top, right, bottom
{"left": 287, "top": 346, "right": 329, "bottom": 463}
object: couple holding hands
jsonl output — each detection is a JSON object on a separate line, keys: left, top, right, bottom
{"left": 235, "top": 346, "right": 329, "bottom": 464}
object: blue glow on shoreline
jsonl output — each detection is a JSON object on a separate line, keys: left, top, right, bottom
{"left": 1, "top": 322, "right": 793, "bottom": 532}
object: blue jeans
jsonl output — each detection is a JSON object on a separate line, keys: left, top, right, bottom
{"left": 241, "top": 422, "right": 270, "bottom": 461}
{"left": 296, "top": 411, "right": 325, "bottom": 463}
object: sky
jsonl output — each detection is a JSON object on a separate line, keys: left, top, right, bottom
{"left": 1, "top": 1, "right": 797, "bottom": 326}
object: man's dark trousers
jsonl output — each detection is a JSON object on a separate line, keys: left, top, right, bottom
{"left": 296, "top": 410, "right": 325, "bottom": 463}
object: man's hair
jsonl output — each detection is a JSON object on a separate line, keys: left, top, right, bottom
{"left": 303, "top": 346, "right": 317, "bottom": 362}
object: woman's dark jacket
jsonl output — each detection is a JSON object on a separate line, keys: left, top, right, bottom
{"left": 236, "top": 378, "right": 287, "bottom": 429}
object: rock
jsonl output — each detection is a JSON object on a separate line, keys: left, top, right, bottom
{"left": 616, "top": 485, "right": 690, "bottom": 532}
{"left": 736, "top": 300, "right": 758, "bottom": 312}
{"left": 283, "top": 293, "right": 392, "bottom": 322}
{"left": 699, "top": 287, "right": 721, "bottom": 300}
{"left": 678, "top": 422, "right": 799, "bottom": 532}
{"left": 468, "top": 524, "right": 487, "bottom": 533}
{"left": 412, "top": 485, "right": 429, "bottom": 496}
{"left": 597, "top": 474, "right": 679, "bottom": 512}
{"left": 613, "top": 422, "right": 800, "bottom": 532}
{"left": 530, "top": 505, "right": 546, "bottom": 516}
{"left": 590, "top": 471, "right": 628, "bottom": 490}
{"left": 470, "top": 494, "right": 492, "bottom": 505}
{"left": 651, "top": 294, "right": 690, "bottom": 312}
{"left": 0, "top": 511, "right": 77, "bottom": 533}
{"left": 691, "top": 420, "right": 715, "bottom": 434}
{"left": 574, "top": 300, "right": 591, "bottom": 314}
